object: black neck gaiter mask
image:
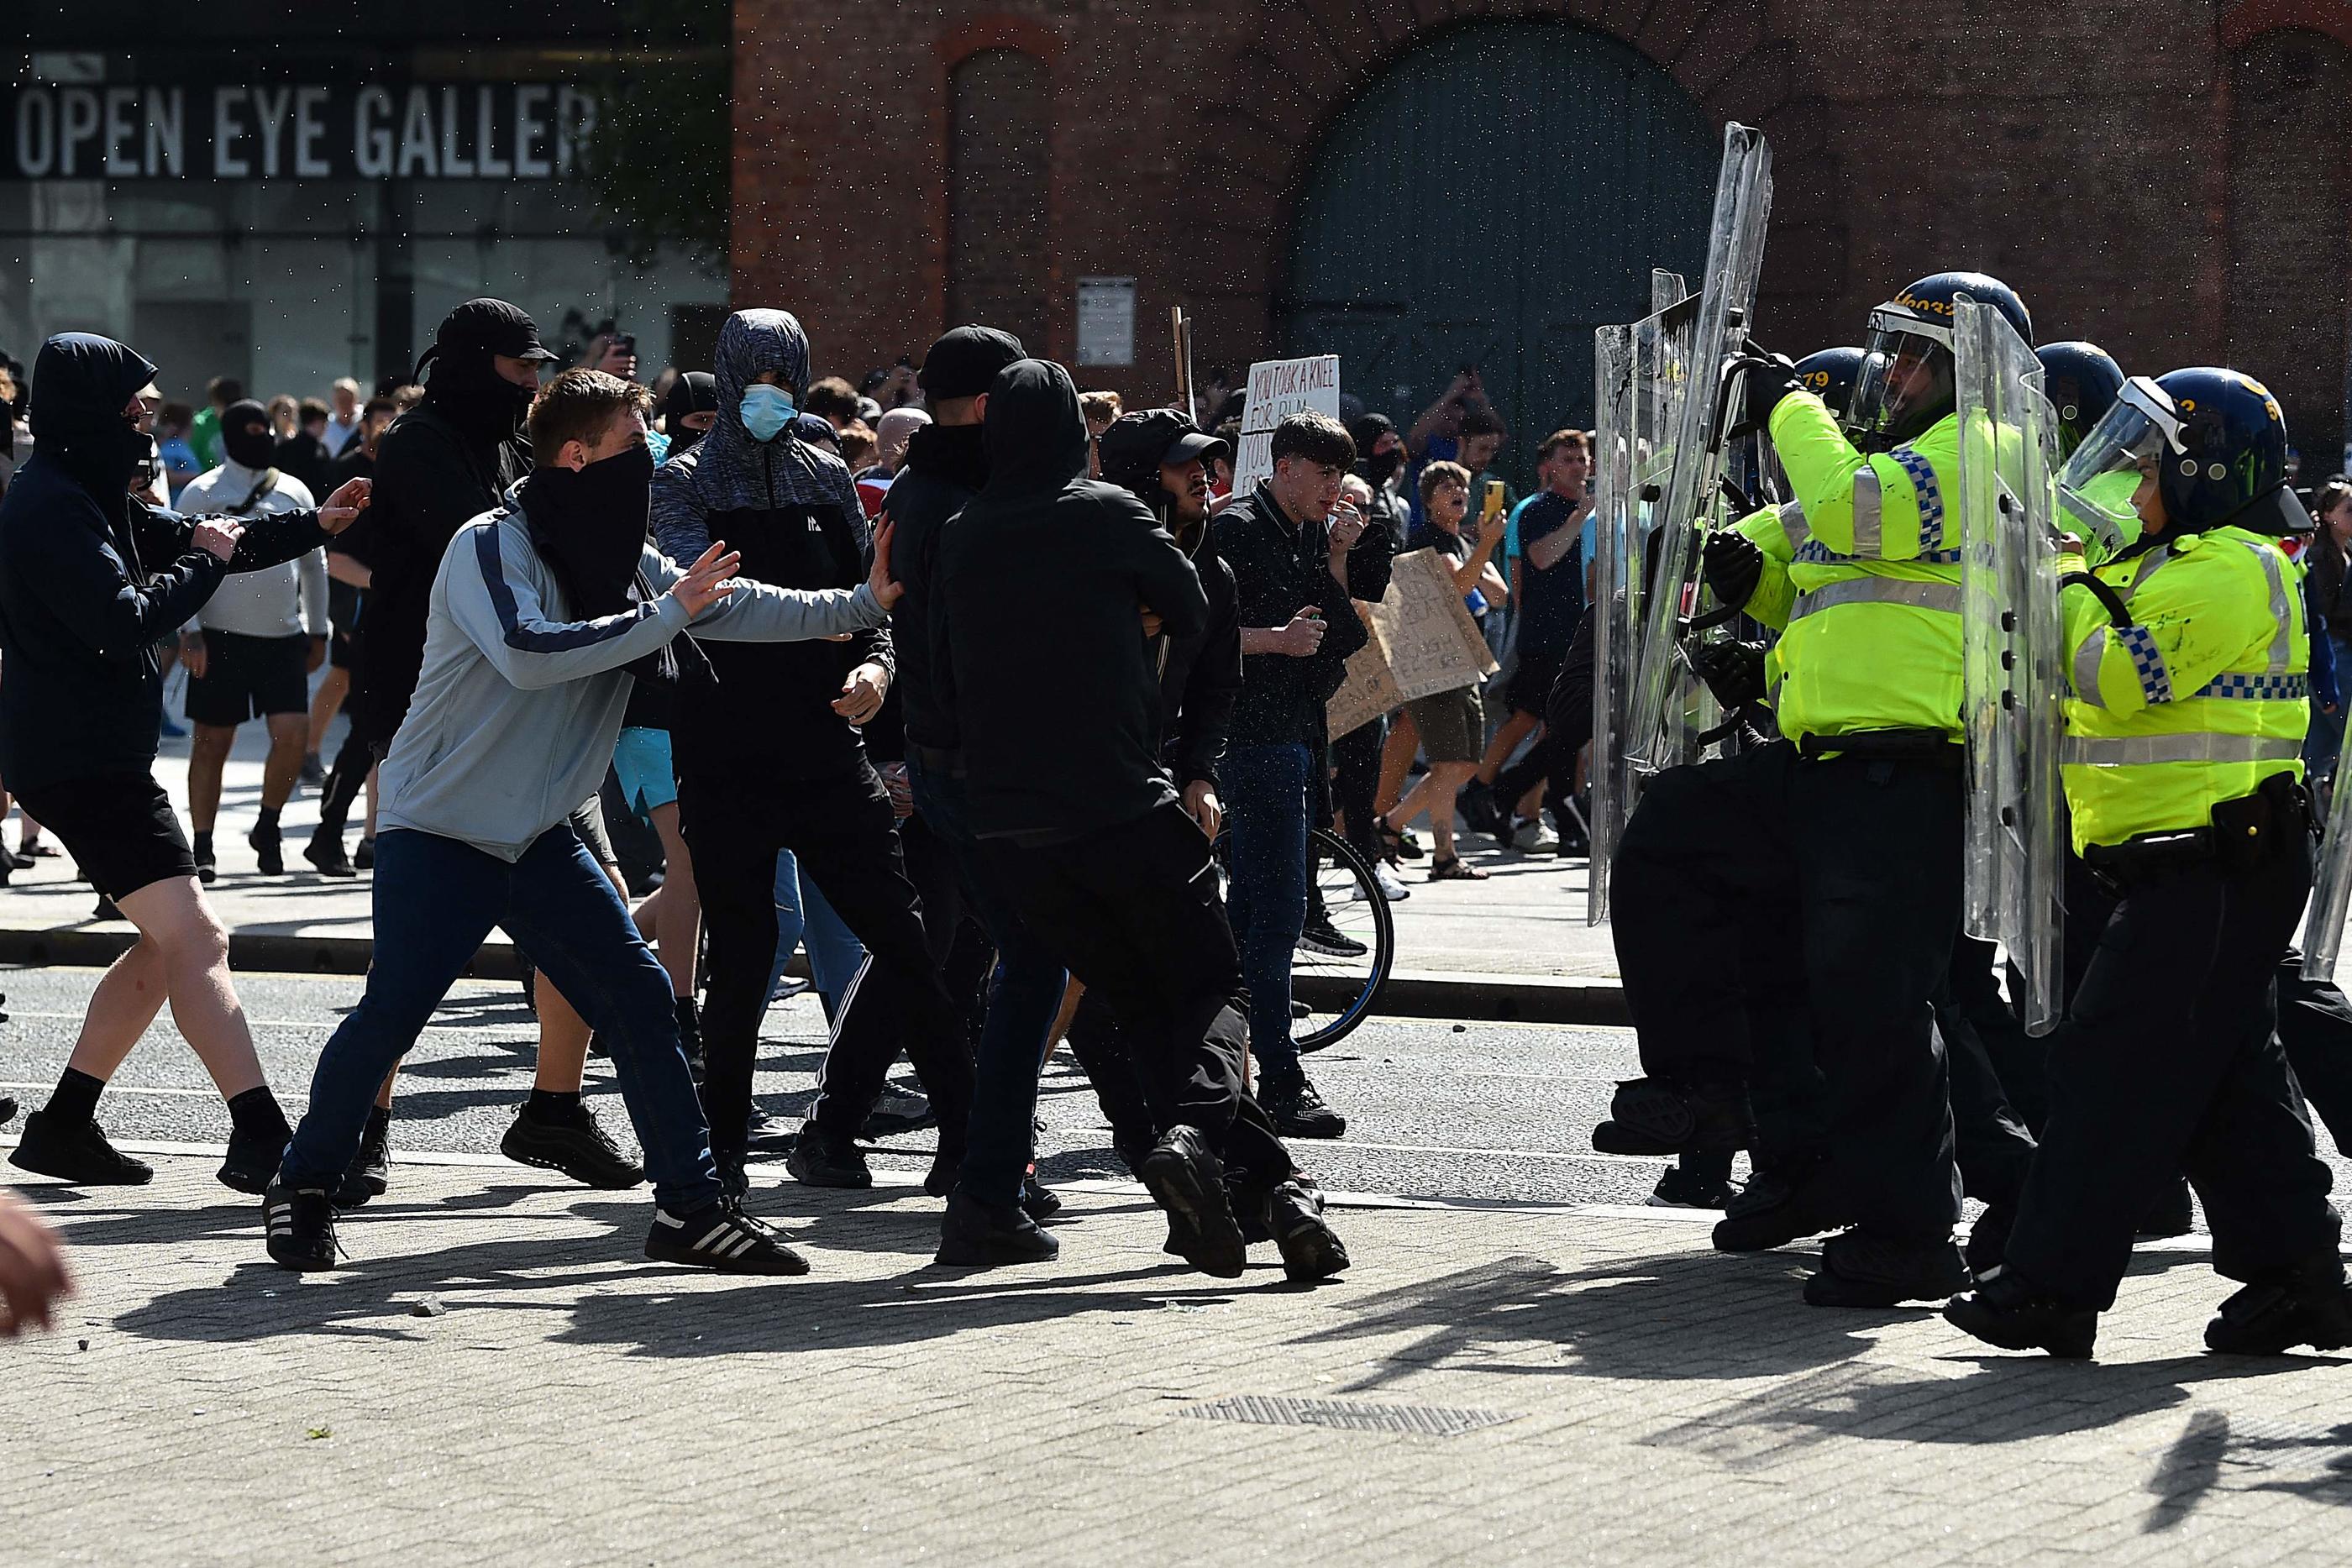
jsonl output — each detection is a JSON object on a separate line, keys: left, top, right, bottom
{"left": 520, "top": 443, "right": 701, "bottom": 688}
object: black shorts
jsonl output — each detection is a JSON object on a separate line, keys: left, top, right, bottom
{"left": 14, "top": 772, "right": 197, "bottom": 901}
{"left": 1508, "top": 642, "right": 1567, "bottom": 718}
{"left": 186, "top": 629, "right": 309, "bottom": 726}
{"left": 328, "top": 583, "right": 364, "bottom": 671}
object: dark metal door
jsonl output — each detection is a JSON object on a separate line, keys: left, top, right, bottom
{"left": 1278, "top": 21, "right": 1714, "bottom": 490}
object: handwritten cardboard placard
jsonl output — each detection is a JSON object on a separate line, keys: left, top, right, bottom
{"left": 1231, "top": 354, "right": 1341, "bottom": 496}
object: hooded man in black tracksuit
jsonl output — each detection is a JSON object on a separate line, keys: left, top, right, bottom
{"left": 935, "top": 359, "right": 1347, "bottom": 1282}
{"left": 1060, "top": 407, "right": 1242, "bottom": 1169}
{"left": 655, "top": 308, "right": 975, "bottom": 1198}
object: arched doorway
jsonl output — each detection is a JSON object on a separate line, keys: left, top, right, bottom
{"left": 1277, "top": 21, "right": 1716, "bottom": 488}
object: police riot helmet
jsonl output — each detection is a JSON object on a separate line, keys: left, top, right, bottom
{"left": 1851, "top": 272, "right": 2032, "bottom": 448}
{"left": 2057, "top": 367, "right": 2305, "bottom": 539}
{"left": 2033, "top": 342, "right": 2124, "bottom": 462}
{"left": 1791, "top": 347, "right": 1866, "bottom": 431}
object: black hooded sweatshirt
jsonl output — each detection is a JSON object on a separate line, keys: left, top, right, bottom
{"left": 934, "top": 360, "right": 1209, "bottom": 840}
{"left": 0, "top": 333, "right": 331, "bottom": 794}
{"left": 345, "top": 353, "right": 532, "bottom": 746}
{"left": 1095, "top": 440, "right": 1241, "bottom": 789}
{"left": 888, "top": 418, "right": 990, "bottom": 755}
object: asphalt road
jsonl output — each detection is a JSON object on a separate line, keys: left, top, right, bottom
{"left": 8, "top": 964, "right": 2344, "bottom": 1218}
{"left": 0, "top": 963, "right": 1675, "bottom": 1208}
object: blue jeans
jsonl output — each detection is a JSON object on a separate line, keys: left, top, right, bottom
{"left": 283, "top": 826, "right": 719, "bottom": 1211}
{"left": 1221, "top": 742, "right": 1311, "bottom": 1079}
{"left": 906, "top": 753, "right": 1068, "bottom": 1207}
{"left": 769, "top": 849, "right": 867, "bottom": 1017}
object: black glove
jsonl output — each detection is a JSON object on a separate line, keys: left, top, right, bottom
{"left": 1688, "top": 638, "right": 1768, "bottom": 711}
{"left": 1702, "top": 527, "right": 1765, "bottom": 611}
{"left": 1732, "top": 352, "right": 1802, "bottom": 439}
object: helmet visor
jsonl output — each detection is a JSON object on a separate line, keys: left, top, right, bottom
{"left": 2055, "top": 380, "right": 2175, "bottom": 559}
{"left": 1849, "top": 316, "right": 1954, "bottom": 448}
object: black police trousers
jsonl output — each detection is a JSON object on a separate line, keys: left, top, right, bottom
{"left": 2006, "top": 827, "right": 2341, "bottom": 1310}
{"left": 983, "top": 800, "right": 1292, "bottom": 1196}
{"left": 1610, "top": 739, "right": 1962, "bottom": 1242}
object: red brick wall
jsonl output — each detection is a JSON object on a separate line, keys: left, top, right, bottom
{"left": 732, "top": 0, "right": 2352, "bottom": 460}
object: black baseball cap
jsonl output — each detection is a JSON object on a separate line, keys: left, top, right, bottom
{"left": 918, "top": 326, "right": 1026, "bottom": 401}
{"left": 1099, "top": 409, "right": 1227, "bottom": 485}
{"left": 433, "top": 298, "right": 559, "bottom": 363}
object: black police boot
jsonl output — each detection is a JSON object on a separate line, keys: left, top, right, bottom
{"left": 1712, "top": 1162, "right": 1846, "bottom": 1253}
{"left": 1804, "top": 1229, "right": 1969, "bottom": 1308}
{"left": 1592, "top": 1075, "right": 1752, "bottom": 1157}
{"left": 1263, "top": 1179, "right": 1350, "bottom": 1283}
{"left": 1141, "top": 1126, "right": 1245, "bottom": 1279}
{"left": 1963, "top": 1202, "right": 2017, "bottom": 1278}
{"left": 2204, "top": 1256, "right": 2352, "bottom": 1356}
{"left": 1944, "top": 1265, "right": 2097, "bottom": 1359}
{"left": 2137, "top": 1177, "right": 2196, "bottom": 1239}
{"left": 936, "top": 1188, "right": 1060, "bottom": 1266}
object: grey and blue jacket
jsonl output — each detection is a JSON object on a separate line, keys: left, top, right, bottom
{"left": 377, "top": 484, "right": 886, "bottom": 862}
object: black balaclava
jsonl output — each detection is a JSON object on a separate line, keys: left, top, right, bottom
{"left": 416, "top": 299, "right": 542, "bottom": 441}
{"left": 1349, "top": 412, "right": 1401, "bottom": 487}
{"left": 519, "top": 442, "right": 682, "bottom": 686}
{"left": 26, "top": 333, "right": 158, "bottom": 505}
{"left": 222, "top": 399, "right": 276, "bottom": 470}
{"left": 661, "top": 371, "right": 717, "bottom": 458}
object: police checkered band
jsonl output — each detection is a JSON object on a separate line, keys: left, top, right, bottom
{"left": 2191, "top": 671, "right": 2308, "bottom": 701}
{"left": 1794, "top": 538, "right": 1961, "bottom": 569}
{"left": 1891, "top": 448, "right": 1946, "bottom": 552}
{"left": 2118, "top": 623, "right": 2174, "bottom": 704}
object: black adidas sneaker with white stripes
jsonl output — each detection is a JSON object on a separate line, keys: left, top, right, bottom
{"left": 262, "top": 1180, "right": 338, "bottom": 1272}
{"left": 644, "top": 1198, "right": 810, "bottom": 1275}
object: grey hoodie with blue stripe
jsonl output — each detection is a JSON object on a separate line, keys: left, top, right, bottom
{"left": 377, "top": 484, "right": 887, "bottom": 861}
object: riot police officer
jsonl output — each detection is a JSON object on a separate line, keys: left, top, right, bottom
{"left": 1947, "top": 369, "right": 2352, "bottom": 1359}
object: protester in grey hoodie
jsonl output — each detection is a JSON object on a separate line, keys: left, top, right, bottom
{"left": 266, "top": 369, "right": 890, "bottom": 1280}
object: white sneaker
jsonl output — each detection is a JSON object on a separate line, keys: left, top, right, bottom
{"left": 1373, "top": 863, "right": 1411, "bottom": 902}
{"left": 1512, "top": 817, "right": 1558, "bottom": 852}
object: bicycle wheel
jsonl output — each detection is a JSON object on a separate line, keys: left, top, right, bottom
{"left": 1215, "top": 826, "right": 1395, "bottom": 1053}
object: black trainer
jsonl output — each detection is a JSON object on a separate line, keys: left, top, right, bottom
{"left": 262, "top": 1180, "right": 339, "bottom": 1272}
{"left": 785, "top": 1123, "right": 872, "bottom": 1188}
{"left": 1264, "top": 1180, "right": 1350, "bottom": 1282}
{"left": 1944, "top": 1265, "right": 2097, "bottom": 1359}
{"left": 194, "top": 845, "right": 218, "bottom": 884}
{"left": 1712, "top": 1164, "right": 1846, "bottom": 1253}
{"left": 334, "top": 1109, "right": 391, "bottom": 1208}
{"left": 1261, "top": 1073, "right": 1346, "bottom": 1139}
{"left": 1803, "top": 1230, "right": 1969, "bottom": 1308}
{"left": 743, "top": 1105, "right": 796, "bottom": 1151}
{"left": 645, "top": 1198, "right": 809, "bottom": 1275}
{"left": 498, "top": 1101, "right": 643, "bottom": 1189}
{"left": 1963, "top": 1201, "right": 2016, "bottom": 1278}
{"left": 0, "top": 1096, "right": 15, "bottom": 1128}
{"left": 1141, "top": 1126, "right": 1245, "bottom": 1278}
{"left": 1020, "top": 1173, "right": 1063, "bottom": 1223}
{"left": 936, "top": 1188, "right": 1061, "bottom": 1266}
{"left": 1458, "top": 781, "right": 1507, "bottom": 842}
{"left": 249, "top": 826, "right": 283, "bottom": 877}
{"left": 1295, "top": 915, "right": 1368, "bottom": 959}
{"left": 924, "top": 1149, "right": 962, "bottom": 1198}
{"left": 2204, "top": 1258, "right": 2352, "bottom": 1356}
{"left": 1591, "top": 1076, "right": 1753, "bottom": 1156}
{"left": 9, "top": 1110, "right": 153, "bottom": 1185}
{"left": 1650, "top": 1164, "right": 1737, "bottom": 1210}
{"left": 303, "top": 829, "right": 357, "bottom": 879}
{"left": 217, "top": 1124, "right": 285, "bottom": 1194}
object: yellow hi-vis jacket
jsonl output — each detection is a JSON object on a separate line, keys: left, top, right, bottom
{"left": 1756, "top": 393, "right": 1964, "bottom": 748}
{"left": 2060, "top": 525, "right": 2308, "bottom": 852}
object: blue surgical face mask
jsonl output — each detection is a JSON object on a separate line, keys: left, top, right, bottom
{"left": 740, "top": 384, "right": 796, "bottom": 442}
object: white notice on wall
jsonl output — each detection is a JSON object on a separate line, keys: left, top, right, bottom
{"left": 1231, "top": 354, "right": 1341, "bottom": 495}
{"left": 1076, "top": 277, "right": 1137, "bottom": 367}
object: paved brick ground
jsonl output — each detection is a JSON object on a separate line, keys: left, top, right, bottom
{"left": 6, "top": 1156, "right": 2350, "bottom": 1565}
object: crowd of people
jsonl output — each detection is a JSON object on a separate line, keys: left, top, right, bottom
{"left": 0, "top": 289, "right": 1609, "bottom": 1303}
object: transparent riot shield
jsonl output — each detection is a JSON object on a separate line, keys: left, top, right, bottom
{"left": 1955, "top": 298, "right": 2066, "bottom": 1036}
{"left": 1586, "top": 286, "right": 1697, "bottom": 924}
{"left": 1625, "top": 123, "right": 1772, "bottom": 774}
{"left": 2301, "top": 792, "right": 2352, "bottom": 978}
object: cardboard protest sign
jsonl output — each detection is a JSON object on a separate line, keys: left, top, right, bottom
{"left": 1231, "top": 354, "right": 1340, "bottom": 496}
{"left": 1367, "top": 548, "right": 1498, "bottom": 704}
{"left": 1326, "top": 622, "right": 1404, "bottom": 740}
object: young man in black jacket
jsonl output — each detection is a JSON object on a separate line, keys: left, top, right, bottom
{"left": 0, "top": 333, "right": 370, "bottom": 1191}
{"left": 937, "top": 359, "right": 1347, "bottom": 1282}
{"left": 655, "top": 309, "right": 975, "bottom": 1199}
{"left": 1214, "top": 412, "right": 1378, "bottom": 1138}
{"left": 314, "top": 299, "right": 643, "bottom": 1203}
{"left": 885, "top": 325, "right": 1077, "bottom": 1266}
